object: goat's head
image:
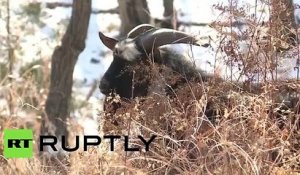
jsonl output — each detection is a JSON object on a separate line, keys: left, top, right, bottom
{"left": 98, "top": 24, "right": 206, "bottom": 99}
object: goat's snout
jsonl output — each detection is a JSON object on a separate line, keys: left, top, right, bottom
{"left": 99, "top": 78, "right": 112, "bottom": 95}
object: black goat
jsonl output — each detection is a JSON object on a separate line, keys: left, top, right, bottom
{"left": 98, "top": 24, "right": 212, "bottom": 99}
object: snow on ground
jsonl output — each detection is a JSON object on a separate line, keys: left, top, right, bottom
{"left": 162, "top": 43, "right": 300, "bottom": 82}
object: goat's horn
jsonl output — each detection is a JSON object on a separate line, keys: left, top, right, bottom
{"left": 135, "top": 28, "right": 199, "bottom": 54}
{"left": 127, "top": 24, "right": 156, "bottom": 38}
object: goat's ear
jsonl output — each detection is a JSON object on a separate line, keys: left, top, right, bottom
{"left": 99, "top": 32, "right": 118, "bottom": 50}
{"left": 127, "top": 24, "right": 155, "bottom": 38}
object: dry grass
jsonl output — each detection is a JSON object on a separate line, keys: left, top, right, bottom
{"left": 1, "top": 80, "right": 299, "bottom": 175}
{"left": 101, "top": 80, "right": 299, "bottom": 175}
{"left": 0, "top": 63, "right": 299, "bottom": 174}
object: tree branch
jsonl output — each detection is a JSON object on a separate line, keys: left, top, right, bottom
{"left": 29, "top": 2, "right": 210, "bottom": 27}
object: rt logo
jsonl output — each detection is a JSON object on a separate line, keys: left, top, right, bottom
{"left": 3, "top": 129, "right": 33, "bottom": 158}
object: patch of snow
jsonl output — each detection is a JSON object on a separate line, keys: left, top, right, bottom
{"left": 92, "top": 0, "right": 118, "bottom": 10}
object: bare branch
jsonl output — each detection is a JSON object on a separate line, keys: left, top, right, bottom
{"left": 29, "top": 2, "right": 209, "bottom": 27}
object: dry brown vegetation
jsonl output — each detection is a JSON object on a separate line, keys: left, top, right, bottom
{"left": 1, "top": 75, "right": 299, "bottom": 175}
{"left": 100, "top": 75, "right": 299, "bottom": 175}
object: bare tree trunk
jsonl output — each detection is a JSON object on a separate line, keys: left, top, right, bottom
{"left": 161, "top": 0, "right": 176, "bottom": 29}
{"left": 118, "top": 0, "right": 150, "bottom": 36}
{"left": 270, "top": 0, "right": 296, "bottom": 50}
{"left": 41, "top": 0, "right": 91, "bottom": 157}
